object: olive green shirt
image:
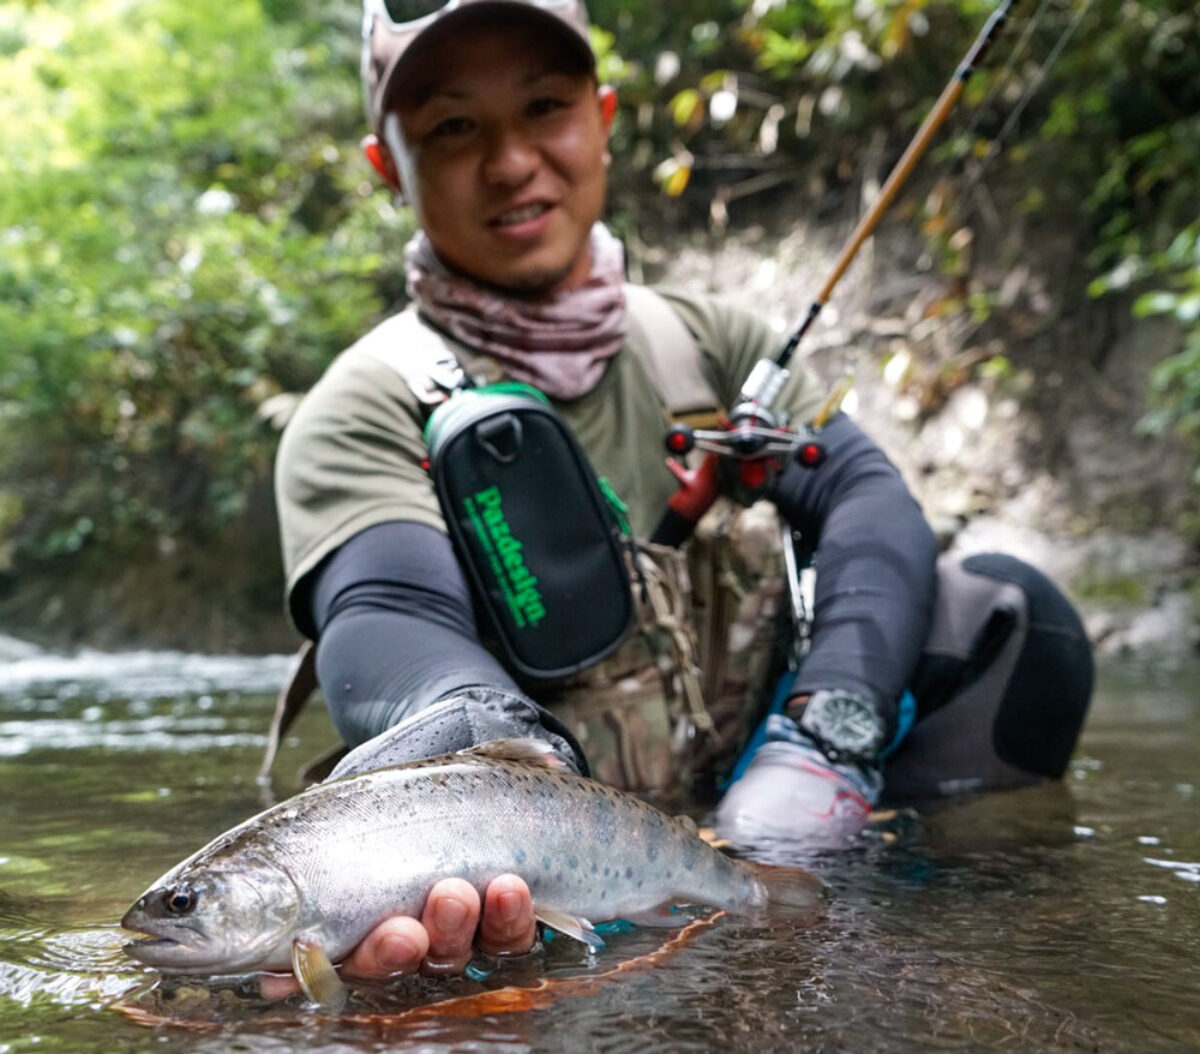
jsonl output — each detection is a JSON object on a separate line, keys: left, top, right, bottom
{"left": 274, "top": 286, "right": 825, "bottom": 633}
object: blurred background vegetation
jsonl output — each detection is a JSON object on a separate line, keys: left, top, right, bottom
{"left": 0, "top": 0, "right": 1196, "bottom": 647}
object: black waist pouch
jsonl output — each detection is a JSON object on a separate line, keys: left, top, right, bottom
{"left": 425, "top": 384, "right": 635, "bottom": 681}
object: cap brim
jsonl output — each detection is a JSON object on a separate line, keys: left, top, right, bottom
{"left": 377, "top": 1, "right": 595, "bottom": 119}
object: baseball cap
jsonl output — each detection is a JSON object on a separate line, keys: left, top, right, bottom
{"left": 362, "top": 0, "right": 595, "bottom": 133}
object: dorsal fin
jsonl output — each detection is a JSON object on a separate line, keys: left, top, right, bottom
{"left": 459, "top": 737, "right": 572, "bottom": 771}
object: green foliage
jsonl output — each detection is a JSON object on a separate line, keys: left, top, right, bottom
{"left": 1072, "top": 571, "right": 1148, "bottom": 609}
{"left": 1092, "top": 224, "right": 1200, "bottom": 482}
{"left": 1066, "top": 0, "right": 1200, "bottom": 484}
{"left": 596, "top": 0, "right": 1006, "bottom": 211}
{"left": 0, "top": 0, "right": 412, "bottom": 566}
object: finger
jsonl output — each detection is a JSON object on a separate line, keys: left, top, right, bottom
{"left": 258, "top": 972, "right": 301, "bottom": 1001}
{"left": 420, "top": 878, "right": 481, "bottom": 975}
{"left": 477, "top": 873, "right": 537, "bottom": 956}
{"left": 340, "top": 915, "right": 430, "bottom": 980}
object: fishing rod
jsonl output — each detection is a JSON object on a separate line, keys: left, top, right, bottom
{"left": 650, "top": 0, "right": 1021, "bottom": 547}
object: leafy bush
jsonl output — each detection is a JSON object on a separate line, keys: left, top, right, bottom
{"left": 1118, "top": 226, "right": 1200, "bottom": 481}
{"left": 0, "top": 0, "right": 410, "bottom": 566}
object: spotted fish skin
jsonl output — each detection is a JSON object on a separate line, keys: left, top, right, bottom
{"left": 122, "top": 740, "right": 817, "bottom": 976}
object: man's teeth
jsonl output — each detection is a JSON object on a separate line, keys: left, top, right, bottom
{"left": 497, "top": 203, "right": 547, "bottom": 225}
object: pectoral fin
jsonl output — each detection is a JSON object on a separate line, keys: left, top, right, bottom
{"left": 291, "top": 937, "right": 347, "bottom": 1013}
{"left": 534, "top": 906, "right": 605, "bottom": 952}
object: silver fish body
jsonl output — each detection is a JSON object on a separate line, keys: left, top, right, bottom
{"left": 122, "top": 741, "right": 818, "bottom": 976}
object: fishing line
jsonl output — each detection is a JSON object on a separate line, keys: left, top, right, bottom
{"left": 957, "top": 0, "right": 1062, "bottom": 148}
{"left": 958, "top": 0, "right": 1099, "bottom": 207}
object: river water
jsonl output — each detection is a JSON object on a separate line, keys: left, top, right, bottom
{"left": 0, "top": 650, "right": 1196, "bottom": 1051}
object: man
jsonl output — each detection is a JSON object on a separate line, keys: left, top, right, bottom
{"left": 270, "top": 0, "right": 1093, "bottom": 990}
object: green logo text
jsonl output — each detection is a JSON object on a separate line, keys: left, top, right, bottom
{"left": 464, "top": 486, "right": 546, "bottom": 629}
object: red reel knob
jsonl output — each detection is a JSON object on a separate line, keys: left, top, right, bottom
{"left": 798, "top": 442, "right": 825, "bottom": 467}
{"left": 664, "top": 425, "right": 695, "bottom": 456}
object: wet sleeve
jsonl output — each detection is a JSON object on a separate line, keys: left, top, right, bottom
{"left": 769, "top": 412, "right": 939, "bottom": 721}
{"left": 306, "top": 520, "right": 522, "bottom": 747}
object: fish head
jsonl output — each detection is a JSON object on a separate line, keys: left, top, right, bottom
{"left": 122, "top": 850, "right": 302, "bottom": 973}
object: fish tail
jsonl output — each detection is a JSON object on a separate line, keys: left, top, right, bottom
{"left": 750, "top": 862, "right": 825, "bottom": 918}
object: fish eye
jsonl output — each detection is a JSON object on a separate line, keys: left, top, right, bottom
{"left": 161, "top": 886, "right": 197, "bottom": 915}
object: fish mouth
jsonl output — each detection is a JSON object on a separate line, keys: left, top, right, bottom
{"left": 123, "top": 933, "right": 231, "bottom": 973}
{"left": 120, "top": 909, "right": 187, "bottom": 945}
{"left": 121, "top": 914, "right": 214, "bottom": 970}
{"left": 124, "top": 935, "right": 181, "bottom": 959}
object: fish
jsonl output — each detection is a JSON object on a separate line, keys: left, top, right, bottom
{"left": 122, "top": 738, "right": 822, "bottom": 1010}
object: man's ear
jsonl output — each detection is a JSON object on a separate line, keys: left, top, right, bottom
{"left": 362, "top": 134, "right": 402, "bottom": 193}
{"left": 598, "top": 84, "right": 617, "bottom": 130}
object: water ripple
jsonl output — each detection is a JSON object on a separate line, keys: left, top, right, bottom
{"left": 0, "top": 926, "right": 141, "bottom": 1009}
{"left": 0, "top": 650, "right": 294, "bottom": 700}
{"left": 0, "top": 716, "right": 266, "bottom": 757}
{"left": 1143, "top": 856, "right": 1200, "bottom": 883}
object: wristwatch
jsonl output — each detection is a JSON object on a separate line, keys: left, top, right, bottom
{"left": 788, "top": 688, "right": 888, "bottom": 763}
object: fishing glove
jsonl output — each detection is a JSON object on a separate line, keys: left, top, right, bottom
{"left": 329, "top": 686, "right": 588, "bottom": 780}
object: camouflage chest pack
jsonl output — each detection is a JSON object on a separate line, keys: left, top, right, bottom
{"left": 539, "top": 501, "right": 793, "bottom": 804}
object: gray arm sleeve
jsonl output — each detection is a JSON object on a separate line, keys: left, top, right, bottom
{"left": 307, "top": 520, "right": 519, "bottom": 745}
{"left": 769, "top": 413, "right": 940, "bottom": 720}
{"left": 304, "top": 520, "right": 586, "bottom": 772}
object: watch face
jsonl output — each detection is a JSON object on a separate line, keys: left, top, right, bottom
{"left": 801, "top": 692, "right": 884, "bottom": 758}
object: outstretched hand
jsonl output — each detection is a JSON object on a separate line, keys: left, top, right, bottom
{"left": 259, "top": 873, "right": 536, "bottom": 999}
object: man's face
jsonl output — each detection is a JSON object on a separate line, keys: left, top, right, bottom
{"left": 383, "top": 19, "right": 612, "bottom": 296}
